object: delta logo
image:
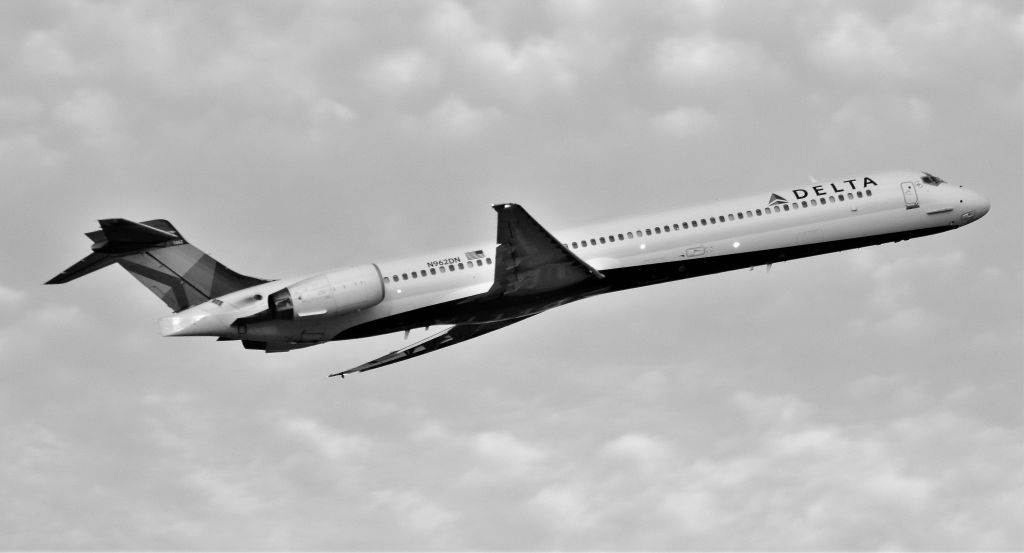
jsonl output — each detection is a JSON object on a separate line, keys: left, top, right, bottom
{"left": 767, "top": 176, "right": 879, "bottom": 206}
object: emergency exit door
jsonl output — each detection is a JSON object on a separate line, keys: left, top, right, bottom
{"left": 901, "top": 181, "right": 919, "bottom": 209}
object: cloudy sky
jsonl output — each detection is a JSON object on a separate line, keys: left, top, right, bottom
{"left": 2, "top": 0, "right": 1022, "bottom": 550}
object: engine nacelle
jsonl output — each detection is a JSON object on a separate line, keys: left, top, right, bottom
{"left": 267, "top": 264, "right": 384, "bottom": 320}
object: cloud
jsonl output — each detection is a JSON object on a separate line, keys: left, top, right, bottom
{"left": 281, "top": 417, "right": 371, "bottom": 460}
{"left": 650, "top": 105, "right": 718, "bottom": 138}
{"left": 599, "top": 433, "right": 670, "bottom": 468}
{"left": 462, "top": 431, "right": 549, "bottom": 486}
{"left": 652, "top": 33, "right": 784, "bottom": 92}
{"left": 308, "top": 99, "right": 356, "bottom": 126}
{"left": 473, "top": 431, "right": 547, "bottom": 467}
{"left": 183, "top": 468, "right": 267, "bottom": 515}
{"left": 425, "top": 1, "right": 576, "bottom": 102}
{"left": 416, "top": 95, "right": 503, "bottom": 137}
{"left": 370, "top": 489, "right": 458, "bottom": 535}
{"left": 362, "top": 50, "right": 441, "bottom": 94}
{"left": 51, "top": 87, "right": 124, "bottom": 150}
{"left": 0, "top": 284, "right": 25, "bottom": 305}
{"left": 731, "top": 390, "right": 812, "bottom": 425}
{"left": 18, "top": 30, "right": 79, "bottom": 78}
{"left": 809, "top": 11, "right": 906, "bottom": 80}
{"left": 528, "top": 484, "right": 595, "bottom": 532}
{"left": 829, "top": 95, "right": 933, "bottom": 137}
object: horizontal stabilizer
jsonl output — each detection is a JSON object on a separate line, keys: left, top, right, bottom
{"left": 45, "top": 252, "right": 117, "bottom": 285}
{"left": 91, "top": 218, "right": 181, "bottom": 253}
{"left": 46, "top": 218, "right": 267, "bottom": 312}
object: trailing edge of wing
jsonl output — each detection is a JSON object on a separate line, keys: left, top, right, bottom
{"left": 489, "top": 203, "right": 603, "bottom": 297}
{"left": 330, "top": 316, "right": 534, "bottom": 377}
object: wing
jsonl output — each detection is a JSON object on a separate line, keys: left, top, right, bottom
{"left": 489, "top": 203, "right": 603, "bottom": 296}
{"left": 330, "top": 316, "right": 534, "bottom": 377}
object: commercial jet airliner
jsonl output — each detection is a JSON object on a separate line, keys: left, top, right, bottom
{"left": 47, "top": 171, "right": 989, "bottom": 377}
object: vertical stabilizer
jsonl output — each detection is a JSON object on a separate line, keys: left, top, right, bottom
{"left": 46, "top": 219, "right": 268, "bottom": 311}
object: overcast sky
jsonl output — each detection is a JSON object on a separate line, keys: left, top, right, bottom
{"left": 1, "top": 0, "right": 1022, "bottom": 550}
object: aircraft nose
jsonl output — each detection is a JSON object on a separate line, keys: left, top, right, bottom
{"left": 960, "top": 188, "right": 990, "bottom": 224}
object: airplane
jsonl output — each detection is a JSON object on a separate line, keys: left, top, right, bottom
{"left": 46, "top": 170, "right": 989, "bottom": 377}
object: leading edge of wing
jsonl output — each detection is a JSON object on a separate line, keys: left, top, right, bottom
{"left": 330, "top": 316, "right": 534, "bottom": 378}
{"left": 489, "top": 203, "right": 603, "bottom": 297}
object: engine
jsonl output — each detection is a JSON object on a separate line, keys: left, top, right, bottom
{"left": 267, "top": 264, "right": 384, "bottom": 320}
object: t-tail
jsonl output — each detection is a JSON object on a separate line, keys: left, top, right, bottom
{"left": 46, "top": 218, "right": 268, "bottom": 312}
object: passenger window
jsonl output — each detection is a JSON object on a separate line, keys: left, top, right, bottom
{"left": 663, "top": 225, "right": 670, "bottom": 232}
{"left": 838, "top": 195, "right": 845, "bottom": 202}
{"left": 486, "top": 258, "right": 492, "bottom": 264}
{"left": 856, "top": 191, "right": 863, "bottom": 198}
{"left": 439, "top": 266, "right": 446, "bottom": 273}
{"left": 476, "top": 260, "right": 482, "bottom": 267}
{"left": 421, "top": 270, "right": 428, "bottom": 276}
{"left": 392, "top": 274, "right": 399, "bottom": 281}
{"left": 746, "top": 210, "right": 753, "bottom": 217}
{"left": 654, "top": 227, "right": 661, "bottom": 234}
{"left": 581, "top": 241, "right": 588, "bottom": 247}
{"left": 737, "top": 213, "right": 743, "bottom": 219}
{"left": 829, "top": 196, "right": 836, "bottom": 203}
{"left": 701, "top": 219, "right": 707, "bottom": 225}
{"left": 609, "top": 235, "right": 615, "bottom": 242}
{"left": 783, "top": 204, "right": 790, "bottom": 211}
{"left": 673, "top": 224, "right": 680, "bottom": 230}
{"left": 572, "top": 242, "right": 578, "bottom": 248}
{"left": 756, "top": 209, "right": 763, "bottom": 216}
{"left": 728, "top": 214, "right": 735, "bottom": 221}
{"left": 627, "top": 232, "right": 634, "bottom": 239}
{"left": 618, "top": 234, "right": 624, "bottom": 240}
{"left": 774, "top": 206, "right": 781, "bottom": 213}
{"left": 802, "top": 201, "right": 808, "bottom": 208}
{"left": 847, "top": 193, "right": 854, "bottom": 200}
{"left": 645, "top": 229, "right": 652, "bottom": 236}
{"left": 411, "top": 272, "right": 417, "bottom": 279}
{"left": 810, "top": 199, "right": 817, "bottom": 206}
{"left": 430, "top": 268, "right": 437, "bottom": 275}
{"left": 383, "top": 277, "right": 391, "bottom": 283}
{"left": 458, "top": 263, "right": 464, "bottom": 270}
{"left": 682, "top": 222, "right": 689, "bottom": 229}
{"left": 599, "top": 237, "right": 606, "bottom": 244}
{"left": 448, "top": 265, "right": 455, "bottom": 272}
{"left": 710, "top": 218, "right": 716, "bottom": 225}
{"left": 866, "top": 190, "right": 873, "bottom": 197}
{"left": 590, "top": 239, "right": 597, "bottom": 245}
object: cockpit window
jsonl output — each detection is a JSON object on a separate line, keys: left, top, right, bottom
{"left": 921, "top": 172, "right": 945, "bottom": 185}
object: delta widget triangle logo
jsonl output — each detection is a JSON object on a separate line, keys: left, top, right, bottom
{"left": 767, "top": 193, "right": 788, "bottom": 206}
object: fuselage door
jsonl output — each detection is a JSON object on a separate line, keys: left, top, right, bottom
{"left": 901, "top": 181, "right": 919, "bottom": 209}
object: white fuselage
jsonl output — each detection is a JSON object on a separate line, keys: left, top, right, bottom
{"left": 159, "top": 170, "right": 989, "bottom": 348}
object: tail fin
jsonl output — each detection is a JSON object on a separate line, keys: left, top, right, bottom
{"left": 46, "top": 218, "right": 268, "bottom": 312}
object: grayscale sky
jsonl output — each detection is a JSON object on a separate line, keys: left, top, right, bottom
{"left": 2, "top": 1, "right": 1022, "bottom": 550}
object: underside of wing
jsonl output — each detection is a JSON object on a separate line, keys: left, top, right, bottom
{"left": 330, "top": 316, "right": 534, "bottom": 377}
{"left": 489, "top": 203, "right": 603, "bottom": 296}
